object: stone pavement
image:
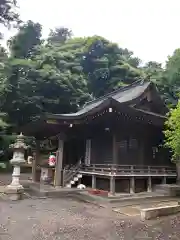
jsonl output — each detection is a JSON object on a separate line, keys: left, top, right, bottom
{"left": 0, "top": 197, "right": 180, "bottom": 239}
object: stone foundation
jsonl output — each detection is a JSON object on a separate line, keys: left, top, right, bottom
{"left": 5, "top": 186, "right": 24, "bottom": 201}
{"left": 154, "top": 184, "right": 180, "bottom": 196}
{"left": 141, "top": 205, "right": 180, "bottom": 220}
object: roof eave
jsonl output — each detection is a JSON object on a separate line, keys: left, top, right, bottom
{"left": 46, "top": 98, "right": 114, "bottom": 120}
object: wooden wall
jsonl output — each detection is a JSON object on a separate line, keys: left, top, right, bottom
{"left": 89, "top": 117, "right": 171, "bottom": 166}
{"left": 63, "top": 138, "right": 85, "bottom": 166}
{"left": 63, "top": 112, "right": 171, "bottom": 167}
{"left": 91, "top": 131, "right": 113, "bottom": 164}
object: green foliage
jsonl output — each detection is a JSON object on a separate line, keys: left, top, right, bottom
{"left": 165, "top": 49, "right": 180, "bottom": 151}
{"left": 164, "top": 101, "right": 180, "bottom": 161}
{"left": 0, "top": 118, "right": 8, "bottom": 129}
{"left": 1, "top": 21, "right": 43, "bottom": 125}
{"left": 1, "top": 20, "right": 180, "bottom": 130}
{"left": 0, "top": 0, "right": 20, "bottom": 38}
{"left": 2, "top": 10, "right": 180, "bottom": 166}
{"left": 8, "top": 20, "right": 42, "bottom": 58}
{"left": 1, "top": 25, "right": 145, "bottom": 126}
{"left": 48, "top": 27, "right": 72, "bottom": 44}
{"left": 81, "top": 36, "right": 142, "bottom": 97}
{"left": 0, "top": 162, "right": 6, "bottom": 169}
{"left": 141, "top": 60, "right": 179, "bottom": 107}
{"left": 166, "top": 49, "right": 180, "bottom": 84}
{"left": 0, "top": 0, "right": 19, "bottom": 24}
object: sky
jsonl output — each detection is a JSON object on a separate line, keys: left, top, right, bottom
{"left": 3, "top": 0, "right": 180, "bottom": 63}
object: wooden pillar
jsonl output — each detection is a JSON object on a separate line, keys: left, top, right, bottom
{"left": 139, "top": 140, "right": 144, "bottom": 165}
{"left": 32, "top": 152, "right": 37, "bottom": 182}
{"left": 130, "top": 177, "right": 135, "bottom": 193}
{"left": 85, "top": 139, "right": 91, "bottom": 165}
{"left": 92, "top": 175, "right": 96, "bottom": 189}
{"left": 32, "top": 139, "right": 40, "bottom": 182}
{"left": 147, "top": 176, "right": 152, "bottom": 192}
{"left": 112, "top": 134, "right": 117, "bottom": 164}
{"left": 110, "top": 176, "right": 115, "bottom": 195}
{"left": 162, "top": 176, "right": 166, "bottom": 184}
{"left": 54, "top": 135, "right": 65, "bottom": 187}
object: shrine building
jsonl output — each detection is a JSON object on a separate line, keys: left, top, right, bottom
{"left": 22, "top": 80, "right": 176, "bottom": 194}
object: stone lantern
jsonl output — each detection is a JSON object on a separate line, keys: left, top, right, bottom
{"left": 5, "top": 133, "right": 28, "bottom": 200}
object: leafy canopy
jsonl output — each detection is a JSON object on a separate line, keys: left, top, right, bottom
{"left": 0, "top": 0, "right": 20, "bottom": 38}
{"left": 164, "top": 101, "right": 180, "bottom": 161}
{"left": 1, "top": 20, "right": 180, "bottom": 130}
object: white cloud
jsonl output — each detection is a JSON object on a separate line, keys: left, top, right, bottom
{"left": 2, "top": 0, "right": 180, "bottom": 63}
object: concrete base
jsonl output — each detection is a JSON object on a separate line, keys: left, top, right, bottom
{"left": 154, "top": 184, "right": 180, "bottom": 196}
{"left": 4, "top": 185, "right": 24, "bottom": 201}
{"left": 140, "top": 205, "right": 180, "bottom": 220}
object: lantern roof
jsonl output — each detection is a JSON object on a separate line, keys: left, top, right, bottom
{"left": 9, "top": 133, "right": 28, "bottom": 150}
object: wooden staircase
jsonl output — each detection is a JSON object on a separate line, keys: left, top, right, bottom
{"left": 63, "top": 161, "right": 82, "bottom": 188}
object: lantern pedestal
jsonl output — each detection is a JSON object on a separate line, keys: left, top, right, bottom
{"left": 5, "top": 165, "right": 24, "bottom": 200}
{"left": 5, "top": 186, "right": 24, "bottom": 201}
{"left": 5, "top": 167, "right": 24, "bottom": 200}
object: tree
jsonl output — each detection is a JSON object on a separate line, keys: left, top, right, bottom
{"left": 0, "top": 31, "right": 150, "bottom": 127}
{"left": 164, "top": 102, "right": 180, "bottom": 161}
{"left": 162, "top": 49, "right": 180, "bottom": 106}
{"left": 1, "top": 32, "right": 91, "bottom": 126}
{"left": 141, "top": 61, "right": 178, "bottom": 107}
{"left": 81, "top": 36, "right": 142, "bottom": 98}
{"left": 164, "top": 101, "right": 180, "bottom": 183}
{"left": 166, "top": 49, "right": 180, "bottom": 85}
{"left": 47, "top": 27, "right": 72, "bottom": 44}
{"left": 1, "top": 21, "right": 43, "bottom": 126}
{"left": 0, "top": 0, "right": 20, "bottom": 37}
{"left": 143, "top": 61, "right": 163, "bottom": 81}
{"left": 0, "top": 45, "right": 8, "bottom": 105}
{"left": 17, "top": 42, "right": 90, "bottom": 121}
{"left": 8, "top": 20, "right": 42, "bottom": 58}
{"left": 154, "top": 50, "right": 180, "bottom": 182}
{"left": 3, "top": 24, "right": 178, "bottom": 128}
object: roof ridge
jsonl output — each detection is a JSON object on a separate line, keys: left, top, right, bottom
{"left": 83, "top": 79, "right": 149, "bottom": 108}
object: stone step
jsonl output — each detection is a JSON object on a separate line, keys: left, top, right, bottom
{"left": 141, "top": 204, "right": 180, "bottom": 220}
{"left": 77, "top": 174, "right": 82, "bottom": 178}
{"left": 26, "top": 185, "right": 86, "bottom": 199}
{"left": 25, "top": 187, "right": 48, "bottom": 198}
{"left": 154, "top": 184, "right": 170, "bottom": 190}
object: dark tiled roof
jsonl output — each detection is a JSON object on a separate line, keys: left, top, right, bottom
{"left": 21, "top": 81, "right": 166, "bottom": 136}
{"left": 48, "top": 80, "right": 152, "bottom": 119}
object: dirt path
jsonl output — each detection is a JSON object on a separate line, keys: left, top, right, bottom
{"left": 0, "top": 197, "right": 180, "bottom": 239}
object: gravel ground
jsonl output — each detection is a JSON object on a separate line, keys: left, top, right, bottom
{"left": 0, "top": 173, "right": 31, "bottom": 186}
{"left": 0, "top": 198, "right": 180, "bottom": 240}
